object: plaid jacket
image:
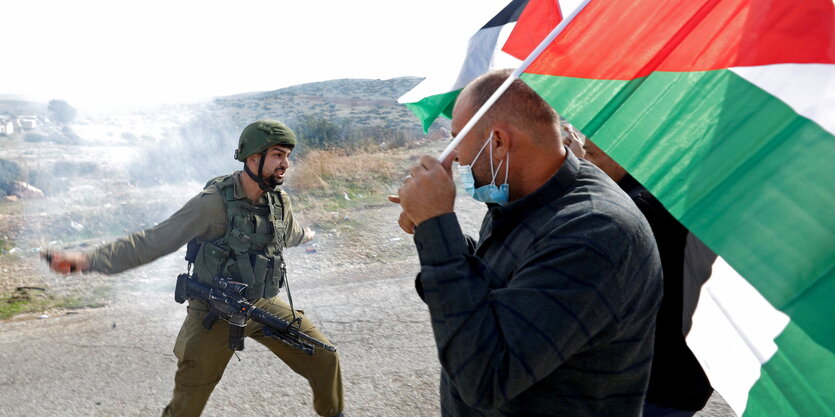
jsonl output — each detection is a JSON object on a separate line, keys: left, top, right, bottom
{"left": 415, "top": 151, "right": 662, "bottom": 417}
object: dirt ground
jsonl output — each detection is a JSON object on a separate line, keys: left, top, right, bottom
{"left": 0, "top": 182, "right": 737, "bottom": 417}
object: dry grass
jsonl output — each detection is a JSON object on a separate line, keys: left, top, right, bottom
{"left": 288, "top": 148, "right": 400, "bottom": 194}
{"left": 284, "top": 145, "right": 433, "bottom": 231}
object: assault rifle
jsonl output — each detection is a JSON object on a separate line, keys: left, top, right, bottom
{"left": 174, "top": 274, "right": 336, "bottom": 356}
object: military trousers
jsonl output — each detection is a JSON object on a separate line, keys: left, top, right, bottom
{"left": 161, "top": 296, "right": 343, "bottom": 417}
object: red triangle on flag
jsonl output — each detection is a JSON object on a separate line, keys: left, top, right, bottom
{"left": 502, "top": 0, "right": 564, "bottom": 61}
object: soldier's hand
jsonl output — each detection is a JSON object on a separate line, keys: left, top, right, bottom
{"left": 302, "top": 227, "right": 316, "bottom": 244}
{"left": 42, "top": 250, "right": 90, "bottom": 274}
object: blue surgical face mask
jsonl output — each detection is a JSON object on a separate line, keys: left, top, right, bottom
{"left": 456, "top": 132, "right": 510, "bottom": 205}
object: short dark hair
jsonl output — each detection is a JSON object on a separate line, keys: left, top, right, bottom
{"left": 461, "top": 69, "right": 560, "bottom": 134}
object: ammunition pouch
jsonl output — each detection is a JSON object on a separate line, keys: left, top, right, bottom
{"left": 182, "top": 174, "right": 287, "bottom": 301}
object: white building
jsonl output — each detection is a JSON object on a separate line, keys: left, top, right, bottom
{"left": 17, "top": 117, "right": 37, "bottom": 130}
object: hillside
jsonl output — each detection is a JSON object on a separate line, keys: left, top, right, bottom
{"left": 1, "top": 76, "right": 450, "bottom": 192}
{"left": 215, "top": 77, "right": 430, "bottom": 126}
{"left": 143, "top": 76, "right": 448, "bottom": 183}
{"left": 0, "top": 99, "right": 47, "bottom": 117}
{"left": 1, "top": 76, "right": 446, "bottom": 146}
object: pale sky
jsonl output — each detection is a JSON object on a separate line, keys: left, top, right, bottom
{"left": 1, "top": 0, "right": 537, "bottom": 111}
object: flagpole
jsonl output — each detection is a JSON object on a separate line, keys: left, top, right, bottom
{"left": 438, "top": 0, "right": 594, "bottom": 162}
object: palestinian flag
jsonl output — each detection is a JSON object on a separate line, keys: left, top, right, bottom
{"left": 398, "top": 0, "right": 563, "bottom": 132}
{"left": 516, "top": 0, "right": 835, "bottom": 415}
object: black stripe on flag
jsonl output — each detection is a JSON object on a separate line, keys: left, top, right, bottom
{"left": 481, "top": 0, "right": 530, "bottom": 29}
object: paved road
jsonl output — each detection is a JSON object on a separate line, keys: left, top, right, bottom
{"left": 0, "top": 198, "right": 736, "bottom": 417}
{"left": 0, "top": 250, "right": 442, "bottom": 416}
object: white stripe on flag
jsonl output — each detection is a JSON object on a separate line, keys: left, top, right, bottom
{"left": 452, "top": 23, "right": 522, "bottom": 90}
{"left": 686, "top": 257, "right": 790, "bottom": 416}
{"left": 731, "top": 64, "right": 835, "bottom": 135}
{"left": 398, "top": 23, "right": 521, "bottom": 104}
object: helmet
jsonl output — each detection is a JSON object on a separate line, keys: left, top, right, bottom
{"left": 234, "top": 119, "right": 297, "bottom": 162}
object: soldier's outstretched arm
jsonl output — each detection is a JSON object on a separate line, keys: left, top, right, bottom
{"left": 45, "top": 189, "right": 224, "bottom": 276}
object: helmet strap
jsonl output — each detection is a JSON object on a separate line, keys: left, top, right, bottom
{"left": 244, "top": 150, "right": 272, "bottom": 192}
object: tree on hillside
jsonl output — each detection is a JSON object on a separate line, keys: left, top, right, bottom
{"left": 290, "top": 115, "right": 346, "bottom": 152}
{"left": 48, "top": 99, "right": 77, "bottom": 124}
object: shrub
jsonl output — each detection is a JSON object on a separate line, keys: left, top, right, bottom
{"left": 0, "top": 159, "right": 22, "bottom": 194}
{"left": 287, "top": 114, "right": 420, "bottom": 157}
{"left": 20, "top": 161, "right": 98, "bottom": 195}
{"left": 24, "top": 133, "right": 48, "bottom": 143}
{"left": 23, "top": 129, "right": 80, "bottom": 145}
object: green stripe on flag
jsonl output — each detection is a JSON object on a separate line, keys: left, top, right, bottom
{"left": 521, "top": 74, "right": 634, "bottom": 135}
{"left": 743, "top": 321, "right": 835, "bottom": 416}
{"left": 402, "top": 89, "right": 461, "bottom": 132}
{"left": 522, "top": 70, "right": 835, "bottom": 353}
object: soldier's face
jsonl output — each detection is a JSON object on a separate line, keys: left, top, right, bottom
{"left": 259, "top": 145, "right": 293, "bottom": 187}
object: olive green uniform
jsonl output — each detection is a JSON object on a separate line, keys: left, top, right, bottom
{"left": 86, "top": 171, "right": 343, "bottom": 417}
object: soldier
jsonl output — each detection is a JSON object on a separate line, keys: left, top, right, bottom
{"left": 46, "top": 120, "right": 344, "bottom": 417}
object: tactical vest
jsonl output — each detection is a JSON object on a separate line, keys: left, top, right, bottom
{"left": 190, "top": 174, "right": 286, "bottom": 300}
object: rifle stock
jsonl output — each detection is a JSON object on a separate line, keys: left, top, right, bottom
{"left": 175, "top": 274, "right": 336, "bottom": 356}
